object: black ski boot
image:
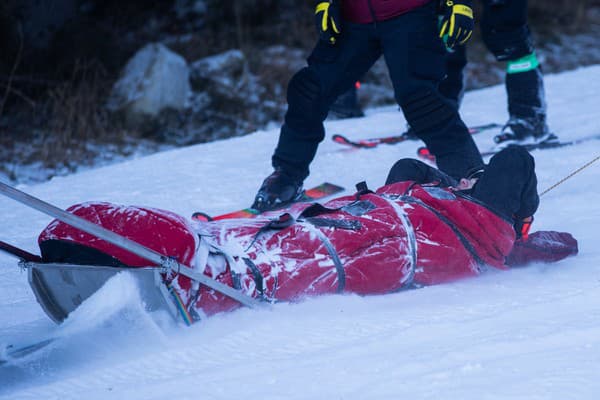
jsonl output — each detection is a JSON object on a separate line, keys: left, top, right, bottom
{"left": 494, "top": 116, "right": 557, "bottom": 147}
{"left": 252, "top": 168, "right": 304, "bottom": 212}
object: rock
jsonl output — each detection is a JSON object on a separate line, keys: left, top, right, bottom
{"left": 144, "top": 48, "right": 294, "bottom": 146}
{"left": 187, "top": 49, "right": 271, "bottom": 131}
{"left": 107, "top": 43, "right": 191, "bottom": 130}
{"left": 189, "top": 49, "right": 248, "bottom": 95}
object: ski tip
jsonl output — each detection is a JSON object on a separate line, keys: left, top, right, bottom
{"left": 331, "top": 134, "right": 378, "bottom": 149}
{"left": 213, "top": 209, "right": 260, "bottom": 220}
{"left": 0, "top": 338, "right": 57, "bottom": 365}
{"left": 468, "top": 122, "right": 503, "bottom": 135}
{"left": 191, "top": 211, "right": 213, "bottom": 222}
{"left": 332, "top": 134, "right": 347, "bottom": 143}
{"left": 304, "top": 182, "right": 345, "bottom": 198}
{"left": 316, "top": 182, "right": 345, "bottom": 191}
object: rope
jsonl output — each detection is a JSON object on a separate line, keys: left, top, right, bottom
{"left": 540, "top": 154, "right": 600, "bottom": 197}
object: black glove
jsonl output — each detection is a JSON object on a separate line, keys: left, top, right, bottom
{"left": 439, "top": 0, "right": 474, "bottom": 50}
{"left": 315, "top": 0, "right": 342, "bottom": 45}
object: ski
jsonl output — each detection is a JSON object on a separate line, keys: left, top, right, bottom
{"left": 332, "top": 123, "right": 502, "bottom": 149}
{"left": 480, "top": 134, "right": 600, "bottom": 156}
{"left": 1, "top": 338, "right": 57, "bottom": 366}
{"left": 192, "top": 182, "right": 345, "bottom": 222}
{"left": 417, "top": 134, "right": 600, "bottom": 164}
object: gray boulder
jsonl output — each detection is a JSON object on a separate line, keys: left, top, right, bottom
{"left": 108, "top": 43, "right": 191, "bottom": 130}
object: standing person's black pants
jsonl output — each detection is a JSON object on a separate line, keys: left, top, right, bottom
{"left": 438, "top": 0, "right": 546, "bottom": 125}
{"left": 273, "top": 2, "right": 483, "bottom": 182}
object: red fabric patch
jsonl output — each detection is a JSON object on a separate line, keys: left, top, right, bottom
{"left": 38, "top": 202, "right": 197, "bottom": 267}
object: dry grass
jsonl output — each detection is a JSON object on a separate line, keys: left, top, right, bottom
{"left": 41, "top": 60, "right": 114, "bottom": 166}
{"left": 0, "top": 60, "right": 139, "bottom": 180}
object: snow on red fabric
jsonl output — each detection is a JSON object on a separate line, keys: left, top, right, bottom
{"left": 37, "top": 182, "right": 576, "bottom": 319}
{"left": 38, "top": 202, "right": 198, "bottom": 267}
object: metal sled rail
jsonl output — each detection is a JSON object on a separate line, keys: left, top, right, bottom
{"left": 0, "top": 181, "right": 261, "bottom": 309}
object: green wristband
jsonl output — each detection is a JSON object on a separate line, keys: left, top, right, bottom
{"left": 507, "top": 52, "right": 540, "bottom": 74}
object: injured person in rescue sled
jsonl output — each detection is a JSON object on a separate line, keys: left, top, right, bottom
{"left": 37, "top": 146, "right": 578, "bottom": 323}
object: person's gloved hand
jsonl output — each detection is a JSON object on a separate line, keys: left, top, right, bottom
{"left": 315, "top": 0, "right": 342, "bottom": 45}
{"left": 439, "top": 0, "right": 474, "bottom": 50}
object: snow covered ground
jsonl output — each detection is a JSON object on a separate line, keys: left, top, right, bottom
{"left": 1, "top": 65, "right": 600, "bottom": 399}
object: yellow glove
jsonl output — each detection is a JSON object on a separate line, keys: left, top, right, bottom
{"left": 439, "top": 0, "right": 474, "bottom": 50}
{"left": 315, "top": 0, "right": 342, "bottom": 45}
